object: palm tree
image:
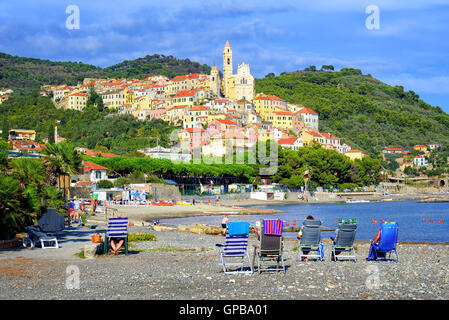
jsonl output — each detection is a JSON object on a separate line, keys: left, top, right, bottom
{"left": 41, "top": 142, "right": 83, "bottom": 199}
{"left": 11, "top": 158, "right": 47, "bottom": 189}
{"left": 0, "top": 175, "right": 22, "bottom": 239}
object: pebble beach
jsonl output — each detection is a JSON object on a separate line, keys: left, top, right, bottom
{"left": 0, "top": 226, "right": 448, "bottom": 300}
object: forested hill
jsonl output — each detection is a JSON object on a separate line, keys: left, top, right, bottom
{"left": 256, "top": 68, "right": 449, "bottom": 156}
{"left": 0, "top": 52, "right": 211, "bottom": 90}
{"left": 103, "top": 54, "right": 211, "bottom": 79}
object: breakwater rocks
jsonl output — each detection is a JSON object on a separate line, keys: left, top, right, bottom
{"left": 417, "top": 198, "right": 449, "bottom": 203}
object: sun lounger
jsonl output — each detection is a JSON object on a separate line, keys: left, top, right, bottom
{"left": 23, "top": 225, "right": 59, "bottom": 249}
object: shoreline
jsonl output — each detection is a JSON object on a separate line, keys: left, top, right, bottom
{"left": 109, "top": 194, "right": 449, "bottom": 223}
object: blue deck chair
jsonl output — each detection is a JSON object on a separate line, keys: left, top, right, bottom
{"left": 298, "top": 219, "right": 324, "bottom": 261}
{"left": 103, "top": 217, "right": 129, "bottom": 255}
{"left": 253, "top": 219, "right": 285, "bottom": 273}
{"left": 216, "top": 222, "right": 253, "bottom": 274}
{"left": 367, "top": 221, "right": 398, "bottom": 262}
{"left": 331, "top": 220, "right": 357, "bottom": 262}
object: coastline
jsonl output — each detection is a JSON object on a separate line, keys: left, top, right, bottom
{"left": 109, "top": 192, "right": 449, "bottom": 223}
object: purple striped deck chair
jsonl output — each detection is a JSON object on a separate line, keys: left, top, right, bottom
{"left": 263, "top": 219, "right": 283, "bottom": 236}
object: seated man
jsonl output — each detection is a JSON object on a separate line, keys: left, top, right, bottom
{"left": 109, "top": 237, "right": 125, "bottom": 255}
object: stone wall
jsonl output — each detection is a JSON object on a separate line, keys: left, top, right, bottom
{"left": 181, "top": 192, "right": 250, "bottom": 202}
{"left": 148, "top": 183, "right": 181, "bottom": 201}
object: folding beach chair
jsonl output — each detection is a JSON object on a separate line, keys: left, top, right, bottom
{"left": 298, "top": 219, "right": 324, "bottom": 262}
{"left": 331, "top": 219, "right": 357, "bottom": 262}
{"left": 216, "top": 222, "right": 253, "bottom": 274}
{"left": 23, "top": 225, "right": 59, "bottom": 249}
{"left": 103, "top": 217, "right": 129, "bottom": 255}
{"left": 367, "top": 221, "right": 399, "bottom": 262}
{"left": 253, "top": 219, "right": 285, "bottom": 273}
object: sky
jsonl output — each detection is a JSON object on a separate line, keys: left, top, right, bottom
{"left": 0, "top": 0, "right": 448, "bottom": 111}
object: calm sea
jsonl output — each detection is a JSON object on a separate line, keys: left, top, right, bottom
{"left": 162, "top": 200, "right": 449, "bottom": 243}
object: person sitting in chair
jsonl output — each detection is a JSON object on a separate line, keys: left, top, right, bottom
{"left": 297, "top": 215, "right": 315, "bottom": 261}
{"left": 110, "top": 237, "right": 125, "bottom": 255}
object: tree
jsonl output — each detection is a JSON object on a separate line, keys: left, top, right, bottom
{"left": 87, "top": 87, "right": 104, "bottom": 112}
{"left": 2, "top": 118, "right": 8, "bottom": 140}
{"left": 321, "top": 65, "right": 334, "bottom": 71}
{"left": 265, "top": 72, "right": 275, "bottom": 78}
{"left": 41, "top": 141, "right": 83, "bottom": 192}
{"left": 48, "top": 124, "right": 55, "bottom": 144}
{"left": 96, "top": 180, "right": 114, "bottom": 189}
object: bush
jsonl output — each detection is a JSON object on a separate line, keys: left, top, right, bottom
{"left": 96, "top": 180, "right": 114, "bottom": 189}
{"left": 128, "top": 233, "right": 157, "bottom": 242}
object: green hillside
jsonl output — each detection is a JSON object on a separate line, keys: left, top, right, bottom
{"left": 0, "top": 91, "right": 180, "bottom": 155}
{"left": 256, "top": 68, "right": 449, "bottom": 156}
{"left": 0, "top": 52, "right": 211, "bottom": 90}
{"left": 104, "top": 54, "right": 211, "bottom": 79}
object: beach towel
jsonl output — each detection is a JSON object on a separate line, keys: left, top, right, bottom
{"left": 263, "top": 219, "right": 283, "bottom": 236}
{"left": 227, "top": 222, "right": 250, "bottom": 236}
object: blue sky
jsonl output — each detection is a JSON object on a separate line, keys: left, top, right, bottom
{"left": 1, "top": 0, "right": 448, "bottom": 111}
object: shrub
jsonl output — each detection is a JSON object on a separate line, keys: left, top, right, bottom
{"left": 128, "top": 233, "right": 157, "bottom": 242}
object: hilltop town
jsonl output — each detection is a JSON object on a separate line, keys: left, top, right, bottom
{"left": 38, "top": 41, "right": 356, "bottom": 161}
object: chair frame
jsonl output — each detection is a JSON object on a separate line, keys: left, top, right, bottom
{"left": 331, "top": 223, "right": 357, "bottom": 262}
{"left": 298, "top": 220, "right": 324, "bottom": 262}
{"left": 103, "top": 218, "right": 129, "bottom": 255}
{"left": 253, "top": 220, "right": 285, "bottom": 273}
{"left": 216, "top": 233, "right": 253, "bottom": 275}
{"left": 368, "top": 222, "right": 399, "bottom": 263}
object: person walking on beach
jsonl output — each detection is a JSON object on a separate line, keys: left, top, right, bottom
{"left": 221, "top": 215, "right": 229, "bottom": 236}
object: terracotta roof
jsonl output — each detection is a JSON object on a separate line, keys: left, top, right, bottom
{"left": 274, "top": 111, "right": 292, "bottom": 116}
{"left": 215, "top": 119, "right": 237, "bottom": 125}
{"left": 75, "top": 181, "right": 93, "bottom": 187}
{"left": 170, "top": 75, "right": 188, "bottom": 82}
{"left": 255, "top": 95, "right": 285, "bottom": 102}
{"left": 296, "top": 107, "right": 318, "bottom": 115}
{"left": 184, "top": 128, "right": 207, "bottom": 133}
{"left": 278, "top": 137, "right": 300, "bottom": 145}
{"left": 83, "top": 161, "right": 108, "bottom": 173}
{"left": 385, "top": 147, "right": 403, "bottom": 151}
{"left": 189, "top": 105, "right": 208, "bottom": 111}
{"left": 174, "top": 89, "right": 198, "bottom": 97}
{"left": 304, "top": 130, "right": 322, "bottom": 137}
{"left": 346, "top": 150, "right": 363, "bottom": 153}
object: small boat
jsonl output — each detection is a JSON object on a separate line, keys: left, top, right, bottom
{"left": 345, "top": 199, "right": 370, "bottom": 204}
{"left": 382, "top": 198, "right": 393, "bottom": 202}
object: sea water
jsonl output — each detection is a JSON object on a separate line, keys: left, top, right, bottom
{"left": 162, "top": 200, "right": 449, "bottom": 243}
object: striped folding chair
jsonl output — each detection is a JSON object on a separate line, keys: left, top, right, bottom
{"left": 103, "top": 217, "right": 129, "bottom": 255}
{"left": 216, "top": 222, "right": 253, "bottom": 274}
{"left": 253, "top": 219, "right": 285, "bottom": 273}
